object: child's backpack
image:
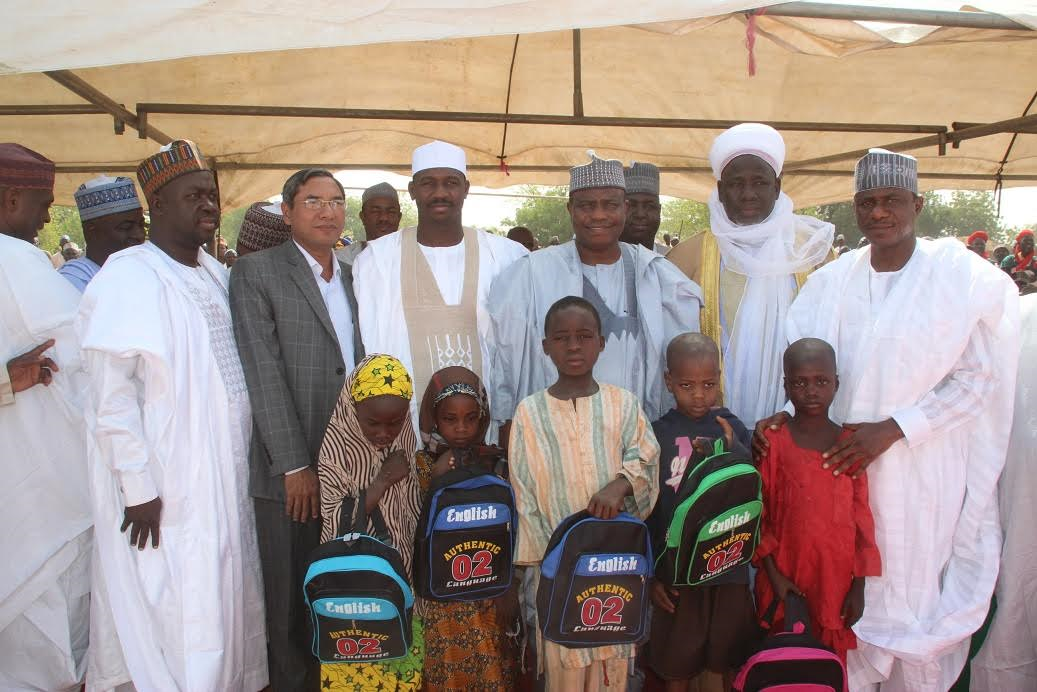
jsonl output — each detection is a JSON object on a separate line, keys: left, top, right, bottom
{"left": 733, "top": 594, "right": 848, "bottom": 692}
{"left": 414, "top": 463, "right": 517, "bottom": 601}
{"left": 536, "top": 511, "right": 652, "bottom": 648}
{"left": 303, "top": 491, "right": 414, "bottom": 664}
{"left": 658, "top": 438, "right": 762, "bottom": 586}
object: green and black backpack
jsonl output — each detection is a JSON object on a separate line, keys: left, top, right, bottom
{"left": 658, "top": 438, "right": 762, "bottom": 586}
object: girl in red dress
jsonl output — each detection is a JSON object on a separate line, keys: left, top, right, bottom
{"left": 754, "top": 338, "right": 881, "bottom": 661}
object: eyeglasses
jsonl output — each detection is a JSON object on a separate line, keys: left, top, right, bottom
{"left": 301, "top": 198, "right": 346, "bottom": 211}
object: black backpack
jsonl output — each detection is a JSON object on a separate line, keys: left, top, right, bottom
{"left": 657, "top": 438, "right": 762, "bottom": 586}
{"left": 414, "top": 463, "right": 517, "bottom": 601}
{"left": 303, "top": 490, "right": 414, "bottom": 664}
{"left": 536, "top": 511, "right": 652, "bottom": 648}
{"left": 733, "top": 594, "right": 848, "bottom": 692}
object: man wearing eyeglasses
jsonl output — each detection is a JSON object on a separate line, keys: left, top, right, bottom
{"left": 229, "top": 168, "right": 364, "bottom": 691}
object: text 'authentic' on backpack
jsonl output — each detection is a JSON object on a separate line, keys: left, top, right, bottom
{"left": 537, "top": 511, "right": 652, "bottom": 648}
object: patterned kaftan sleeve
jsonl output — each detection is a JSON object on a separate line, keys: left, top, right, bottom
{"left": 509, "top": 399, "right": 553, "bottom": 565}
{"left": 618, "top": 393, "right": 661, "bottom": 520}
{"left": 852, "top": 473, "right": 882, "bottom": 578}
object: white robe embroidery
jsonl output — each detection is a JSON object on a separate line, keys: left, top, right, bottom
{"left": 353, "top": 227, "right": 527, "bottom": 431}
{"left": 0, "top": 233, "right": 92, "bottom": 692}
{"left": 77, "top": 242, "right": 267, "bottom": 692}
{"left": 787, "top": 239, "right": 1020, "bottom": 692}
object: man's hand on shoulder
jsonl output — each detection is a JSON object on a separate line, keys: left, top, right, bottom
{"left": 752, "top": 411, "right": 790, "bottom": 461}
{"left": 285, "top": 467, "right": 320, "bottom": 523}
{"left": 6, "top": 339, "right": 58, "bottom": 394}
{"left": 122, "top": 497, "right": 162, "bottom": 550}
{"left": 823, "top": 419, "right": 904, "bottom": 478}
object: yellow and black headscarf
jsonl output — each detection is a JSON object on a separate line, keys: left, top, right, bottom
{"left": 350, "top": 354, "right": 414, "bottom": 404}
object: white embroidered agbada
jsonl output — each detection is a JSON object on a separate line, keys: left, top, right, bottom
{"left": 353, "top": 226, "right": 527, "bottom": 431}
{"left": 971, "top": 294, "right": 1037, "bottom": 691}
{"left": 787, "top": 239, "right": 1019, "bottom": 692}
{"left": 0, "top": 232, "right": 92, "bottom": 692}
{"left": 488, "top": 239, "right": 702, "bottom": 422}
{"left": 709, "top": 191, "right": 832, "bottom": 425}
{"left": 77, "top": 242, "right": 267, "bottom": 692}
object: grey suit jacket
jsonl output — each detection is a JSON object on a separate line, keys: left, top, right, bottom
{"left": 230, "top": 240, "right": 365, "bottom": 502}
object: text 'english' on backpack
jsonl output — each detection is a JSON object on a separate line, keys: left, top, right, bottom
{"left": 303, "top": 490, "right": 414, "bottom": 664}
{"left": 537, "top": 511, "right": 652, "bottom": 648}
{"left": 659, "top": 437, "right": 762, "bottom": 586}
{"left": 414, "top": 464, "right": 517, "bottom": 601}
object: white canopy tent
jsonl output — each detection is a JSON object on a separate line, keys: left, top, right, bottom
{"left": 2, "top": 1, "right": 1036, "bottom": 208}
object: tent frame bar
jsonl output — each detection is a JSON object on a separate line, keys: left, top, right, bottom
{"left": 786, "top": 113, "right": 1037, "bottom": 169}
{"left": 51, "top": 162, "right": 1037, "bottom": 183}
{"left": 756, "top": 2, "right": 1031, "bottom": 31}
{"left": 134, "top": 102, "right": 948, "bottom": 134}
{"left": 44, "top": 70, "right": 173, "bottom": 145}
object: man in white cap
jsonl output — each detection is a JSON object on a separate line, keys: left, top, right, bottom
{"left": 667, "top": 123, "right": 834, "bottom": 427}
{"left": 60, "top": 175, "right": 146, "bottom": 293}
{"left": 337, "top": 181, "right": 402, "bottom": 266}
{"left": 755, "top": 149, "right": 1019, "bottom": 691}
{"left": 489, "top": 153, "right": 701, "bottom": 427}
{"left": 621, "top": 161, "right": 668, "bottom": 253}
{"left": 353, "top": 140, "right": 527, "bottom": 431}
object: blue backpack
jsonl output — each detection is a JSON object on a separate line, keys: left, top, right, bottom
{"left": 537, "top": 511, "right": 652, "bottom": 648}
{"left": 303, "top": 491, "right": 414, "bottom": 664}
{"left": 414, "top": 464, "right": 517, "bottom": 601}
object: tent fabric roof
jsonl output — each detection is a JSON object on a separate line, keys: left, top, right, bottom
{"left": 2, "top": 2, "right": 1036, "bottom": 208}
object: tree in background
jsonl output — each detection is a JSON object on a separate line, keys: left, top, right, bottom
{"left": 37, "top": 206, "right": 84, "bottom": 252}
{"left": 659, "top": 199, "right": 710, "bottom": 242}
{"left": 501, "top": 186, "right": 571, "bottom": 246}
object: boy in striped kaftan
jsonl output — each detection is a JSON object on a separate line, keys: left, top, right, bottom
{"left": 509, "top": 296, "right": 660, "bottom": 691}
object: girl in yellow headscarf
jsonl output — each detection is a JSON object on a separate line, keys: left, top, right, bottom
{"left": 316, "top": 354, "right": 424, "bottom": 691}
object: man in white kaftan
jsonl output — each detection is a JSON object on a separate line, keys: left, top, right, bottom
{"left": 971, "top": 293, "right": 1037, "bottom": 691}
{"left": 0, "top": 144, "right": 92, "bottom": 692}
{"left": 489, "top": 154, "right": 701, "bottom": 424}
{"left": 781, "top": 150, "right": 1019, "bottom": 691}
{"left": 353, "top": 141, "right": 526, "bottom": 433}
{"left": 666, "top": 124, "right": 833, "bottom": 426}
{"left": 78, "top": 141, "right": 267, "bottom": 692}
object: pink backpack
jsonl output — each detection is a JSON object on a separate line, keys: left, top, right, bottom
{"left": 732, "top": 594, "right": 847, "bottom": 692}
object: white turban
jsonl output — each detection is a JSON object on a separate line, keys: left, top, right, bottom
{"left": 709, "top": 123, "right": 786, "bottom": 180}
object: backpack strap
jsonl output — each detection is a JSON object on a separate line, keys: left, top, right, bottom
{"left": 782, "top": 592, "right": 811, "bottom": 633}
{"left": 337, "top": 488, "right": 392, "bottom": 542}
{"left": 675, "top": 437, "right": 728, "bottom": 498}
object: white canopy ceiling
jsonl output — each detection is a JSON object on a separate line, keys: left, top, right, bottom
{"left": 2, "top": 1, "right": 1035, "bottom": 208}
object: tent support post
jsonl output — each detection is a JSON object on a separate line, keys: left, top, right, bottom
{"left": 786, "top": 113, "right": 1037, "bottom": 170}
{"left": 43, "top": 70, "right": 173, "bottom": 145}
{"left": 572, "top": 29, "right": 584, "bottom": 118}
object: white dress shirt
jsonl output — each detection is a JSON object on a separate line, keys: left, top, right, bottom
{"left": 294, "top": 240, "right": 355, "bottom": 368}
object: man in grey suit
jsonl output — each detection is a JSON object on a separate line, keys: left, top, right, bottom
{"left": 230, "top": 168, "right": 364, "bottom": 691}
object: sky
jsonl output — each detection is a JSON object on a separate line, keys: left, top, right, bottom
{"left": 332, "top": 170, "right": 1037, "bottom": 231}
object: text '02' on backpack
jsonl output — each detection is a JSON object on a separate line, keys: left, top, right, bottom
{"left": 414, "top": 464, "right": 517, "bottom": 601}
{"left": 659, "top": 437, "right": 762, "bottom": 586}
{"left": 303, "top": 490, "right": 414, "bottom": 664}
{"left": 733, "top": 593, "right": 848, "bottom": 692}
{"left": 537, "top": 511, "right": 652, "bottom": 648}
